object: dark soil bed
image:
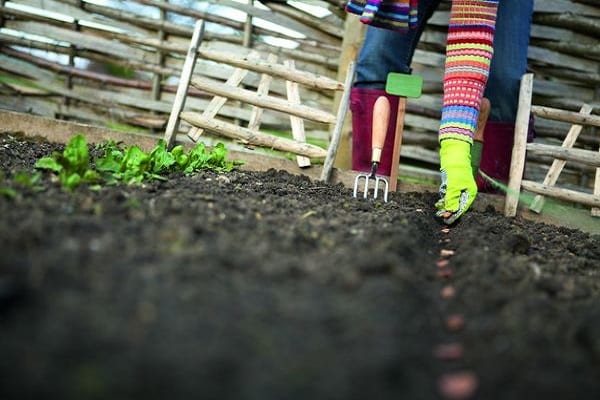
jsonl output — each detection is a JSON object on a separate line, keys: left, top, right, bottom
{"left": 1, "top": 133, "right": 599, "bottom": 400}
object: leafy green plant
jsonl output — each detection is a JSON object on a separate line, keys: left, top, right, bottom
{"left": 34, "top": 135, "right": 101, "bottom": 190}
{"left": 35, "top": 134, "right": 239, "bottom": 190}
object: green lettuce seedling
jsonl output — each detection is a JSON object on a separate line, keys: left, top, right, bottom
{"left": 35, "top": 135, "right": 239, "bottom": 190}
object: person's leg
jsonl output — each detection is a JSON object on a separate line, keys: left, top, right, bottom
{"left": 478, "top": 0, "right": 534, "bottom": 191}
{"left": 351, "top": 0, "right": 441, "bottom": 174}
{"left": 355, "top": 0, "right": 442, "bottom": 88}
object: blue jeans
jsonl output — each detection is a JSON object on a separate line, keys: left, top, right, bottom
{"left": 354, "top": 0, "right": 533, "bottom": 123}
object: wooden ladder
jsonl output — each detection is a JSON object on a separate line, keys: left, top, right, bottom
{"left": 505, "top": 73, "right": 600, "bottom": 217}
{"left": 163, "top": 20, "right": 355, "bottom": 182}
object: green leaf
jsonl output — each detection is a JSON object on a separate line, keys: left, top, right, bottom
{"left": 96, "top": 149, "right": 123, "bottom": 173}
{"left": 35, "top": 157, "right": 63, "bottom": 173}
{"left": 63, "top": 172, "right": 82, "bottom": 190}
{"left": 63, "top": 134, "right": 90, "bottom": 174}
{"left": 149, "top": 140, "right": 176, "bottom": 173}
{"left": 0, "top": 187, "right": 17, "bottom": 198}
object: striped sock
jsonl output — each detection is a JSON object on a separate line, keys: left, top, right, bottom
{"left": 439, "top": 0, "right": 499, "bottom": 144}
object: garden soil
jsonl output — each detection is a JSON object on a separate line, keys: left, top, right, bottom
{"left": 1, "top": 133, "right": 599, "bottom": 400}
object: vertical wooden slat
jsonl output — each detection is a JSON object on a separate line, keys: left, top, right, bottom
{"left": 333, "top": 17, "right": 366, "bottom": 171}
{"left": 593, "top": 147, "right": 600, "bottom": 217}
{"left": 163, "top": 19, "right": 205, "bottom": 148}
{"left": 505, "top": 73, "right": 534, "bottom": 217}
{"left": 247, "top": 53, "right": 278, "bottom": 131}
{"left": 152, "top": 0, "right": 166, "bottom": 102}
{"left": 284, "top": 59, "right": 311, "bottom": 168}
{"left": 243, "top": 0, "right": 253, "bottom": 48}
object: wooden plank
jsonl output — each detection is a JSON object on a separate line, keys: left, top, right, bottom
{"left": 263, "top": 2, "right": 344, "bottom": 38}
{"left": 534, "top": 0, "right": 600, "bottom": 16}
{"left": 505, "top": 73, "right": 534, "bottom": 217}
{"left": 163, "top": 20, "right": 205, "bottom": 147}
{"left": 180, "top": 111, "right": 327, "bottom": 158}
{"left": 521, "top": 180, "right": 600, "bottom": 209}
{"left": 197, "top": 49, "right": 343, "bottom": 91}
{"left": 526, "top": 143, "right": 600, "bottom": 168}
{"left": 530, "top": 104, "right": 594, "bottom": 213}
{"left": 8, "top": 0, "right": 152, "bottom": 36}
{"left": 190, "top": 76, "right": 337, "bottom": 124}
{"left": 531, "top": 105, "right": 600, "bottom": 128}
{"left": 528, "top": 46, "right": 598, "bottom": 74}
{"left": 6, "top": 21, "right": 151, "bottom": 61}
{"left": 201, "top": 0, "right": 339, "bottom": 44}
{"left": 284, "top": 60, "right": 311, "bottom": 168}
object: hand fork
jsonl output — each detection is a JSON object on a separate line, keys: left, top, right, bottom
{"left": 353, "top": 95, "right": 391, "bottom": 202}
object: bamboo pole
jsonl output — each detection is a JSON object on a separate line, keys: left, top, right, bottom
{"left": 505, "top": 73, "right": 534, "bottom": 217}
{"left": 190, "top": 76, "right": 337, "bottom": 124}
{"left": 180, "top": 112, "right": 328, "bottom": 159}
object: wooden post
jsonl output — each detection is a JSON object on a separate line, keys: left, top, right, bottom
{"left": 243, "top": 0, "right": 253, "bottom": 48}
{"left": 593, "top": 147, "right": 600, "bottom": 217}
{"left": 163, "top": 19, "right": 205, "bottom": 148}
{"left": 505, "top": 73, "right": 534, "bottom": 217}
{"left": 333, "top": 16, "right": 365, "bottom": 171}
{"left": 529, "top": 104, "right": 593, "bottom": 213}
{"left": 152, "top": 1, "right": 166, "bottom": 102}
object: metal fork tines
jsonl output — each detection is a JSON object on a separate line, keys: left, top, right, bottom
{"left": 353, "top": 173, "right": 389, "bottom": 202}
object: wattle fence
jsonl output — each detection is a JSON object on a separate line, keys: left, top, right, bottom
{"left": 0, "top": 0, "right": 598, "bottom": 192}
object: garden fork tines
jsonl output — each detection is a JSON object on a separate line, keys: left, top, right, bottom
{"left": 353, "top": 95, "right": 390, "bottom": 203}
{"left": 353, "top": 162, "right": 389, "bottom": 202}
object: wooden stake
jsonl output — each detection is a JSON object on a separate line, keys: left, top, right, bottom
{"left": 593, "top": 147, "right": 600, "bottom": 217}
{"left": 247, "top": 53, "right": 278, "bottom": 131}
{"left": 285, "top": 59, "right": 311, "bottom": 168}
{"left": 320, "top": 61, "right": 355, "bottom": 182}
{"left": 505, "top": 73, "right": 534, "bottom": 217}
{"left": 163, "top": 19, "right": 205, "bottom": 148}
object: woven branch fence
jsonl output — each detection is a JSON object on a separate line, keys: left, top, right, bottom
{"left": 0, "top": 0, "right": 598, "bottom": 191}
